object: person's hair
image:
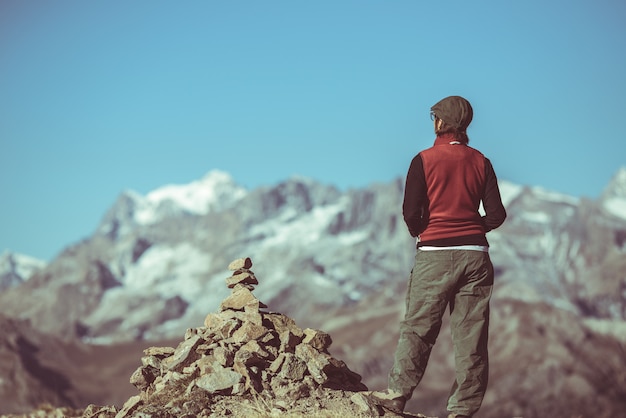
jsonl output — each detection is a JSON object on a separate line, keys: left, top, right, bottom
{"left": 436, "top": 119, "right": 470, "bottom": 144}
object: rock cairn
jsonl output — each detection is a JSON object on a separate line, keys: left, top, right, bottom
{"left": 101, "top": 257, "right": 376, "bottom": 418}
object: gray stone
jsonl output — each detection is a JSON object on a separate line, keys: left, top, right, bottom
{"left": 269, "top": 353, "right": 287, "bottom": 374}
{"left": 152, "top": 375, "right": 165, "bottom": 393}
{"left": 130, "top": 366, "right": 150, "bottom": 391}
{"left": 279, "top": 330, "right": 302, "bottom": 353}
{"left": 234, "top": 340, "right": 269, "bottom": 366}
{"left": 195, "top": 343, "right": 213, "bottom": 355}
{"left": 83, "top": 404, "right": 118, "bottom": 417}
{"left": 260, "top": 330, "right": 277, "bottom": 344}
{"left": 213, "top": 345, "right": 234, "bottom": 367}
{"left": 350, "top": 392, "right": 380, "bottom": 417}
{"left": 204, "top": 312, "right": 246, "bottom": 339}
{"left": 277, "top": 353, "right": 307, "bottom": 381}
{"left": 131, "top": 364, "right": 160, "bottom": 390}
{"left": 233, "top": 360, "right": 263, "bottom": 393}
{"left": 184, "top": 327, "right": 198, "bottom": 340}
{"left": 114, "top": 395, "right": 142, "bottom": 418}
{"left": 141, "top": 355, "right": 162, "bottom": 369}
{"left": 303, "top": 328, "right": 332, "bottom": 351}
{"left": 143, "top": 346, "right": 175, "bottom": 357}
{"left": 244, "top": 299, "right": 267, "bottom": 312}
{"left": 159, "top": 370, "right": 190, "bottom": 391}
{"left": 220, "top": 285, "right": 267, "bottom": 311}
{"left": 226, "top": 271, "right": 258, "bottom": 288}
{"left": 204, "top": 311, "right": 229, "bottom": 328}
{"left": 182, "top": 363, "right": 199, "bottom": 376}
{"left": 194, "top": 355, "right": 216, "bottom": 375}
{"left": 295, "top": 343, "right": 330, "bottom": 384}
{"left": 195, "top": 362, "right": 243, "bottom": 394}
{"left": 270, "top": 377, "right": 311, "bottom": 401}
{"left": 161, "top": 335, "right": 203, "bottom": 372}
{"left": 232, "top": 309, "right": 263, "bottom": 326}
{"left": 228, "top": 257, "right": 252, "bottom": 271}
{"left": 274, "top": 400, "right": 289, "bottom": 411}
{"left": 231, "top": 321, "right": 268, "bottom": 344}
{"left": 265, "top": 313, "right": 303, "bottom": 337}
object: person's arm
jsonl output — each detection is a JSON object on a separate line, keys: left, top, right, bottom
{"left": 403, "top": 154, "right": 428, "bottom": 237}
{"left": 481, "top": 158, "right": 507, "bottom": 232}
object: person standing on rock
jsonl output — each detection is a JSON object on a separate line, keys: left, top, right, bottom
{"left": 368, "top": 96, "right": 506, "bottom": 418}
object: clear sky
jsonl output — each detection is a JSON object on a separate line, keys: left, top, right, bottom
{"left": 1, "top": 0, "right": 625, "bottom": 261}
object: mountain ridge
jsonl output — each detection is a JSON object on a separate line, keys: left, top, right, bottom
{"left": 1, "top": 168, "right": 625, "bottom": 417}
{"left": 2, "top": 168, "right": 625, "bottom": 340}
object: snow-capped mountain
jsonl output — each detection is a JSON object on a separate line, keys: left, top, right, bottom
{"left": 488, "top": 171, "right": 626, "bottom": 322}
{"left": 600, "top": 166, "right": 626, "bottom": 221}
{"left": 1, "top": 169, "right": 625, "bottom": 344}
{"left": 0, "top": 251, "right": 46, "bottom": 291}
{"left": 97, "top": 170, "right": 248, "bottom": 238}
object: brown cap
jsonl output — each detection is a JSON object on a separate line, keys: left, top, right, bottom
{"left": 430, "top": 96, "right": 473, "bottom": 130}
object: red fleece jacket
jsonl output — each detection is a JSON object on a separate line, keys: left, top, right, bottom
{"left": 403, "top": 133, "right": 506, "bottom": 246}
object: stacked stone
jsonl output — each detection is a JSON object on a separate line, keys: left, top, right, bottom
{"left": 220, "top": 257, "right": 266, "bottom": 313}
{"left": 121, "top": 257, "right": 369, "bottom": 418}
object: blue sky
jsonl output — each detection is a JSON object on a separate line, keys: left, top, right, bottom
{"left": 1, "top": 0, "right": 625, "bottom": 261}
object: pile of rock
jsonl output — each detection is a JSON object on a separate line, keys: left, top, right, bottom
{"left": 84, "top": 258, "right": 381, "bottom": 418}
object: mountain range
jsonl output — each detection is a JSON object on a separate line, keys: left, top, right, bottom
{"left": 1, "top": 167, "right": 625, "bottom": 417}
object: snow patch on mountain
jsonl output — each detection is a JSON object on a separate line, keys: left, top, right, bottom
{"left": 248, "top": 197, "right": 349, "bottom": 248}
{"left": 120, "top": 243, "right": 209, "bottom": 298}
{"left": 600, "top": 167, "right": 626, "bottom": 220}
{"left": 606, "top": 167, "right": 626, "bottom": 195}
{"left": 136, "top": 170, "right": 247, "bottom": 224}
{"left": 498, "top": 180, "right": 523, "bottom": 207}
{"left": 584, "top": 318, "right": 626, "bottom": 343}
{"left": 529, "top": 186, "right": 580, "bottom": 205}
{"left": 603, "top": 198, "right": 626, "bottom": 220}
{"left": 0, "top": 251, "right": 46, "bottom": 291}
{"left": 519, "top": 211, "right": 551, "bottom": 224}
{"left": 81, "top": 242, "right": 232, "bottom": 343}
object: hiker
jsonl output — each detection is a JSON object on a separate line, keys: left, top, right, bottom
{"left": 369, "top": 96, "right": 506, "bottom": 418}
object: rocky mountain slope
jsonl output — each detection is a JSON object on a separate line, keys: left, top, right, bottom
{"left": 1, "top": 168, "right": 625, "bottom": 417}
{"left": 0, "top": 312, "right": 160, "bottom": 415}
{"left": 0, "top": 171, "right": 416, "bottom": 343}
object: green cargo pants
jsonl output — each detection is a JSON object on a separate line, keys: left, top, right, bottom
{"left": 389, "top": 249, "right": 493, "bottom": 416}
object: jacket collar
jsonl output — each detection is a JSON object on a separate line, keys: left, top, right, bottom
{"left": 433, "top": 133, "right": 464, "bottom": 146}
